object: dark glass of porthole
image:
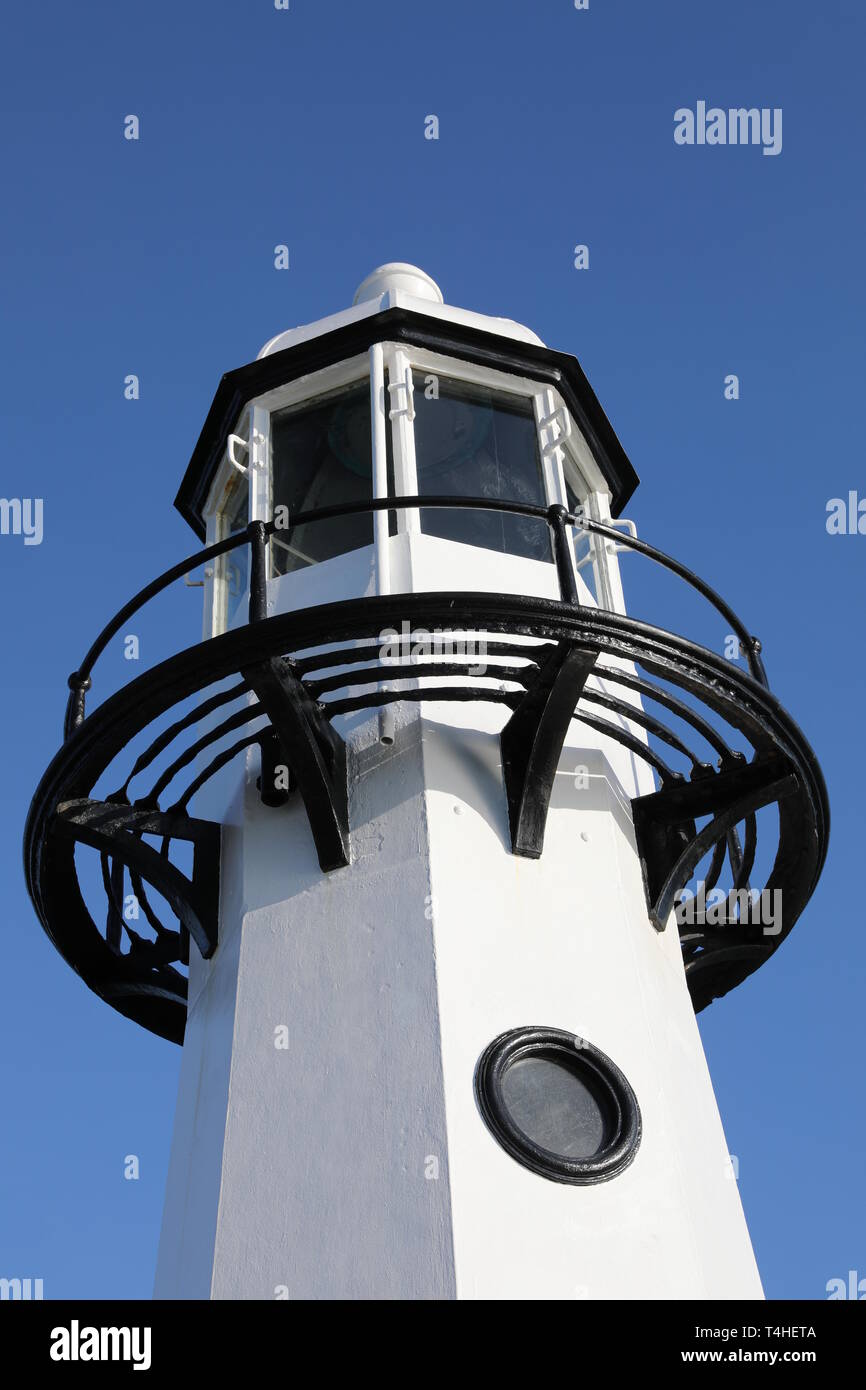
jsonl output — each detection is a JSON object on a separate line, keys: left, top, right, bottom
{"left": 474, "top": 1027, "right": 641, "bottom": 1184}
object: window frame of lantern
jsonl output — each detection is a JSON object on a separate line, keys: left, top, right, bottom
{"left": 378, "top": 344, "right": 619, "bottom": 600}
{"left": 556, "top": 418, "right": 627, "bottom": 615}
{"left": 248, "top": 354, "right": 374, "bottom": 579}
{"left": 202, "top": 406, "right": 253, "bottom": 638}
{"left": 382, "top": 344, "right": 558, "bottom": 554}
{"left": 534, "top": 384, "right": 624, "bottom": 611}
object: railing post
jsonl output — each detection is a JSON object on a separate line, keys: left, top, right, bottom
{"left": 747, "top": 636, "right": 768, "bottom": 687}
{"left": 548, "top": 504, "right": 579, "bottom": 606}
{"left": 64, "top": 672, "right": 92, "bottom": 739}
{"left": 248, "top": 521, "right": 268, "bottom": 624}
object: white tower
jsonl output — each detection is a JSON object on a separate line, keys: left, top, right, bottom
{"left": 26, "top": 265, "right": 828, "bottom": 1301}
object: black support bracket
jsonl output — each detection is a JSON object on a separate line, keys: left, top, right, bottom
{"left": 632, "top": 753, "right": 797, "bottom": 931}
{"left": 500, "top": 641, "right": 598, "bottom": 859}
{"left": 54, "top": 799, "right": 221, "bottom": 959}
{"left": 243, "top": 656, "right": 350, "bottom": 872}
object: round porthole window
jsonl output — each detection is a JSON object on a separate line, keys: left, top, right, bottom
{"left": 474, "top": 1027, "right": 641, "bottom": 1184}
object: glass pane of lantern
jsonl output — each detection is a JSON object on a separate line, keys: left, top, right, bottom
{"left": 412, "top": 372, "right": 551, "bottom": 561}
{"left": 500, "top": 1053, "right": 611, "bottom": 1159}
{"left": 270, "top": 381, "right": 373, "bottom": 577}
{"left": 221, "top": 474, "right": 249, "bottom": 629}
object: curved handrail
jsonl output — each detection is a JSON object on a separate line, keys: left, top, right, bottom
{"left": 63, "top": 493, "right": 768, "bottom": 736}
{"left": 570, "top": 514, "right": 768, "bottom": 686}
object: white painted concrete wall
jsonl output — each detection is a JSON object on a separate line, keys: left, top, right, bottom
{"left": 156, "top": 714, "right": 457, "bottom": 1299}
{"left": 422, "top": 723, "right": 761, "bottom": 1298}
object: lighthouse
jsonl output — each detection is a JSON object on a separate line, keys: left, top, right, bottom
{"left": 25, "top": 264, "right": 828, "bottom": 1300}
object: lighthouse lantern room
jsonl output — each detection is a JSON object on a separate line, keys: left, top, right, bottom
{"left": 25, "top": 265, "right": 828, "bottom": 1299}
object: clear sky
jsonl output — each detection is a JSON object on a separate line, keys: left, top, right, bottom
{"left": 1, "top": 0, "right": 863, "bottom": 1300}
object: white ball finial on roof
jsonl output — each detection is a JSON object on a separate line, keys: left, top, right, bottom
{"left": 353, "top": 263, "right": 444, "bottom": 306}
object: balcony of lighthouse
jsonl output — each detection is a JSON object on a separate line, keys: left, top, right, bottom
{"left": 24, "top": 272, "right": 829, "bottom": 1045}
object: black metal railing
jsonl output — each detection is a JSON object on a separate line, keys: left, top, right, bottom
{"left": 64, "top": 495, "right": 768, "bottom": 738}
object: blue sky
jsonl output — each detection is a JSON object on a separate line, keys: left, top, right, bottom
{"left": 1, "top": 0, "right": 863, "bottom": 1299}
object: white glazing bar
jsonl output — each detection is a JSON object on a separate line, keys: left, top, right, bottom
{"left": 369, "top": 344, "right": 390, "bottom": 597}
{"left": 202, "top": 513, "right": 219, "bottom": 641}
{"left": 249, "top": 406, "right": 270, "bottom": 526}
{"left": 370, "top": 344, "right": 396, "bottom": 744}
{"left": 387, "top": 346, "right": 421, "bottom": 535}
{"left": 535, "top": 388, "right": 579, "bottom": 576}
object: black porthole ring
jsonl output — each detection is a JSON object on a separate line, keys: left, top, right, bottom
{"left": 474, "top": 1026, "right": 642, "bottom": 1185}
